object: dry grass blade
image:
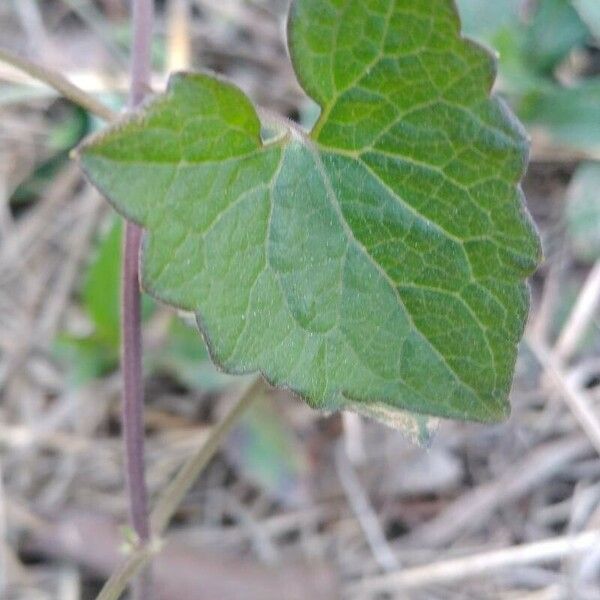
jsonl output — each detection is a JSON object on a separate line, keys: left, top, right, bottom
{"left": 166, "top": 0, "right": 192, "bottom": 73}
{"left": 348, "top": 530, "right": 600, "bottom": 597}
{"left": 528, "top": 337, "right": 600, "bottom": 456}
{"left": 335, "top": 441, "right": 398, "bottom": 572}
{"left": 554, "top": 261, "right": 600, "bottom": 362}
{"left": 409, "top": 435, "right": 591, "bottom": 547}
{"left": 0, "top": 47, "right": 116, "bottom": 121}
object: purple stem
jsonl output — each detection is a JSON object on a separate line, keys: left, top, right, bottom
{"left": 129, "top": 0, "right": 153, "bottom": 109}
{"left": 122, "top": 0, "right": 154, "bottom": 598}
{"left": 122, "top": 222, "right": 149, "bottom": 542}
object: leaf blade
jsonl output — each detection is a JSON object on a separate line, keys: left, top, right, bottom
{"left": 79, "top": 0, "right": 540, "bottom": 426}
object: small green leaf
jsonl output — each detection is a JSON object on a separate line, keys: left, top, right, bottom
{"left": 79, "top": 0, "right": 540, "bottom": 425}
{"left": 83, "top": 216, "right": 123, "bottom": 347}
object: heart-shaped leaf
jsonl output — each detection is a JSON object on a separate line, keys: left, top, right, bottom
{"left": 79, "top": 0, "right": 540, "bottom": 426}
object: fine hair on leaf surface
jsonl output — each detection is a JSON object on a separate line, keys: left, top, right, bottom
{"left": 77, "top": 0, "right": 541, "bottom": 428}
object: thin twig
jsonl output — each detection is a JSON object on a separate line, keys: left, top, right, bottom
{"left": 97, "top": 545, "right": 156, "bottom": 600}
{"left": 554, "top": 261, "right": 600, "bottom": 362}
{"left": 342, "top": 412, "right": 366, "bottom": 465}
{"left": 408, "top": 434, "right": 591, "bottom": 547}
{"left": 96, "top": 376, "right": 262, "bottom": 600}
{"left": 347, "top": 530, "right": 600, "bottom": 596}
{"left": 0, "top": 47, "right": 116, "bottom": 122}
{"left": 0, "top": 164, "right": 80, "bottom": 282}
{"left": 335, "top": 442, "right": 398, "bottom": 572}
{"left": 37, "top": 189, "right": 104, "bottom": 340}
{"left": 530, "top": 257, "right": 565, "bottom": 344}
{"left": 527, "top": 337, "right": 600, "bottom": 457}
{"left": 166, "top": 0, "right": 192, "bottom": 72}
{"left": 151, "top": 376, "right": 263, "bottom": 533}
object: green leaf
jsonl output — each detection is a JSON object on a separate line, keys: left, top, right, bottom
{"left": 149, "top": 316, "right": 234, "bottom": 392}
{"left": 573, "top": 0, "right": 600, "bottom": 40}
{"left": 523, "top": 0, "right": 587, "bottom": 75}
{"left": 53, "top": 334, "right": 118, "bottom": 387}
{"left": 227, "top": 391, "right": 311, "bottom": 507}
{"left": 79, "top": 0, "right": 540, "bottom": 425}
{"left": 83, "top": 216, "right": 123, "bottom": 346}
{"left": 519, "top": 79, "right": 600, "bottom": 152}
{"left": 82, "top": 214, "right": 155, "bottom": 345}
